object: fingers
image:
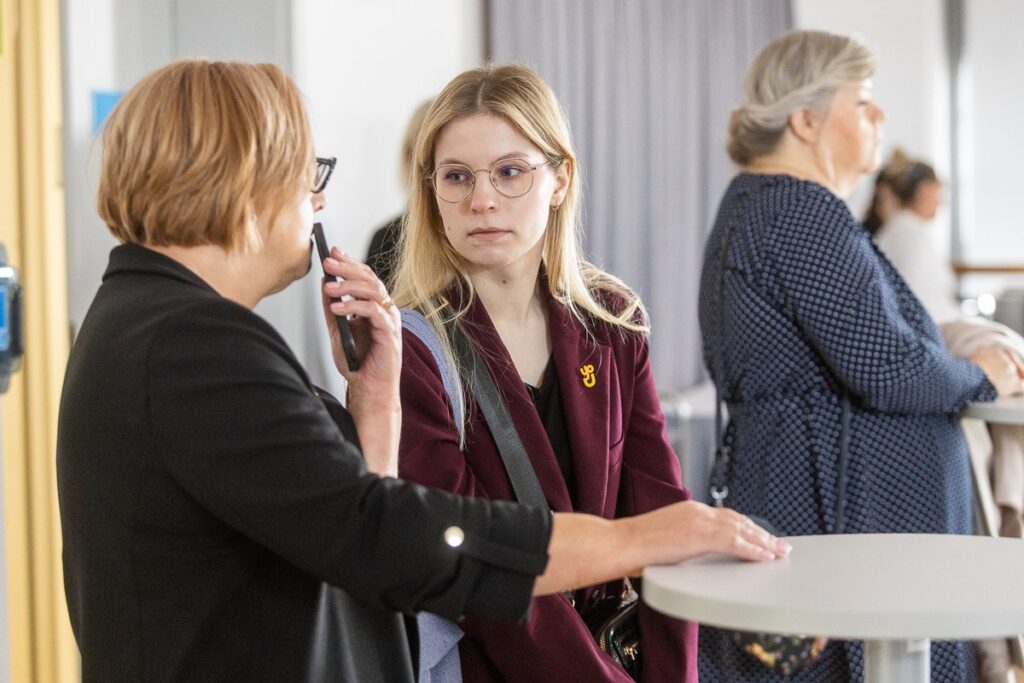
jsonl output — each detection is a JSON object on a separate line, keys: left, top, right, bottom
{"left": 325, "top": 247, "right": 379, "bottom": 284}
{"left": 329, "top": 298, "right": 400, "bottom": 333}
{"left": 324, "top": 278, "right": 386, "bottom": 303}
{"left": 972, "top": 347, "right": 1021, "bottom": 395}
{"left": 716, "top": 510, "right": 791, "bottom": 563}
{"left": 1003, "top": 350, "right": 1024, "bottom": 381}
{"left": 319, "top": 248, "right": 391, "bottom": 314}
{"left": 993, "top": 351, "right": 1023, "bottom": 395}
{"left": 331, "top": 301, "right": 403, "bottom": 350}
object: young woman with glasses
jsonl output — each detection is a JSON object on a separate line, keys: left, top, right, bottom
{"left": 391, "top": 63, "right": 735, "bottom": 683}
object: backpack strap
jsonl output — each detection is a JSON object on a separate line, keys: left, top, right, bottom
{"left": 401, "top": 308, "right": 465, "bottom": 444}
{"left": 400, "top": 308, "right": 465, "bottom": 683}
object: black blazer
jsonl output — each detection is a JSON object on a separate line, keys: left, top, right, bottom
{"left": 56, "top": 244, "right": 551, "bottom": 682}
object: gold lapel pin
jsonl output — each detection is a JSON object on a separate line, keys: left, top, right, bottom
{"left": 579, "top": 363, "right": 596, "bottom": 389}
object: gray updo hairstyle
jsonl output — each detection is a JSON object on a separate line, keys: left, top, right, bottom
{"left": 727, "top": 30, "right": 876, "bottom": 166}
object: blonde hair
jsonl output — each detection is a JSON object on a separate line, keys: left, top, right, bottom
{"left": 391, "top": 63, "right": 646, "bottom": 440}
{"left": 728, "top": 30, "right": 876, "bottom": 165}
{"left": 98, "top": 59, "right": 314, "bottom": 252}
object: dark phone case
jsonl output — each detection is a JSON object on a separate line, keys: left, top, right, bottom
{"left": 312, "top": 222, "right": 360, "bottom": 371}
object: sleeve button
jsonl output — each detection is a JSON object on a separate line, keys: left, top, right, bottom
{"left": 443, "top": 526, "right": 465, "bottom": 548}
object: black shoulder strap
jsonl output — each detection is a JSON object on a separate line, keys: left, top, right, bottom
{"left": 454, "top": 327, "right": 549, "bottom": 508}
{"left": 709, "top": 194, "right": 741, "bottom": 508}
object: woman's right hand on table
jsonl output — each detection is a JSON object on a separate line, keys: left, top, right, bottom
{"left": 535, "top": 502, "right": 790, "bottom": 596}
{"left": 630, "top": 500, "right": 791, "bottom": 565}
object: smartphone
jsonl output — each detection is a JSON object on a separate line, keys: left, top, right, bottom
{"left": 312, "top": 222, "right": 360, "bottom": 372}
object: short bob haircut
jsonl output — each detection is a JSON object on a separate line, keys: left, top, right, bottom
{"left": 97, "top": 59, "right": 314, "bottom": 253}
{"left": 728, "top": 30, "right": 876, "bottom": 166}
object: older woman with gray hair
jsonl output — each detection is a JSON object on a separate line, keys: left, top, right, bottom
{"left": 697, "top": 30, "right": 1022, "bottom": 682}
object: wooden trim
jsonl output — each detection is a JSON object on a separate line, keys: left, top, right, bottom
{"left": 951, "top": 263, "right": 1024, "bottom": 276}
{"left": 0, "top": 0, "right": 33, "bottom": 678}
{"left": 2, "top": 0, "right": 76, "bottom": 680}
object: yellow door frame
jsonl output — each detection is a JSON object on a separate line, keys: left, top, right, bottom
{"left": 0, "top": 0, "right": 76, "bottom": 681}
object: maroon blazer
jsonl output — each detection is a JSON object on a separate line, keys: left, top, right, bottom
{"left": 399, "top": 290, "right": 698, "bottom": 683}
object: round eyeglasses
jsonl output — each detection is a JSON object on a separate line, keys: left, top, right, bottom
{"left": 314, "top": 156, "right": 336, "bottom": 194}
{"left": 427, "top": 158, "right": 556, "bottom": 203}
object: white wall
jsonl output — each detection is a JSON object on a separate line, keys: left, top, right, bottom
{"left": 793, "top": 0, "right": 1024, "bottom": 303}
{"left": 292, "top": 0, "right": 482, "bottom": 264}
{"left": 291, "top": 0, "right": 483, "bottom": 393}
{"left": 794, "top": 0, "right": 951, "bottom": 232}
{"left": 61, "top": 0, "right": 484, "bottom": 394}
{"left": 964, "top": 0, "right": 1024, "bottom": 265}
{"left": 62, "top": 0, "right": 172, "bottom": 337}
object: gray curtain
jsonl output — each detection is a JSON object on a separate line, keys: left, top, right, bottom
{"left": 487, "top": 0, "right": 792, "bottom": 390}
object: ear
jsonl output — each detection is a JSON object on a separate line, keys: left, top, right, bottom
{"left": 788, "top": 107, "right": 822, "bottom": 145}
{"left": 549, "top": 159, "right": 572, "bottom": 208}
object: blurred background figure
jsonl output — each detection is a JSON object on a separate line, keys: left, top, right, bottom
{"left": 865, "top": 149, "right": 960, "bottom": 323}
{"left": 365, "top": 98, "right": 434, "bottom": 290}
{"left": 866, "top": 147, "right": 1024, "bottom": 683}
{"left": 867, "top": 149, "right": 1024, "bottom": 528}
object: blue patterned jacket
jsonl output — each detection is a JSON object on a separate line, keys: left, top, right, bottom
{"left": 696, "top": 172, "right": 992, "bottom": 683}
{"left": 698, "top": 173, "right": 996, "bottom": 537}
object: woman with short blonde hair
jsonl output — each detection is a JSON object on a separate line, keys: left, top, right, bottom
{"left": 98, "top": 60, "right": 314, "bottom": 253}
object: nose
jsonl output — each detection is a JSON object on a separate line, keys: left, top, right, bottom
{"left": 467, "top": 171, "right": 498, "bottom": 213}
{"left": 873, "top": 103, "right": 886, "bottom": 124}
{"left": 312, "top": 192, "right": 327, "bottom": 212}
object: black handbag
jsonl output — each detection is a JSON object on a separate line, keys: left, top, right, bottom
{"left": 455, "top": 328, "right": 642, "bottom": 679}
{"left": 708, "top": 189, "right": 843, "bottom": 677}
{"left": 584, "top": 580, "right": 642, "bottom": 678}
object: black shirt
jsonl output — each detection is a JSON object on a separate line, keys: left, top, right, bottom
{"left": 525, "top": 356, "right": 576, "bottom": 507}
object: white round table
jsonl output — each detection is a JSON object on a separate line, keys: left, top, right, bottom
{"left": 643, "top": 534, "right": 1024, "bottom": 682}
{"left": 964, "top": 396, "right": 1024, "bottom": 424}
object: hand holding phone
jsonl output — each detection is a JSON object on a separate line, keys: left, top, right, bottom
{"left": 312, "top": 222, "right": 360, "bottom": 372}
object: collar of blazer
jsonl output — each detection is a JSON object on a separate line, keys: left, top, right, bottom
{"left": 457, "top": 283, "right": 618, "bottom": 517}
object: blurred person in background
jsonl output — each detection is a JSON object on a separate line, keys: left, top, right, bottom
{"left": 365, "top": 98, "right": 434, "bottom": 289}
{"left": 868, "top": 152, "right": 1024, "bottom": 683}
{"left": 865, "top": 149, "right": 960, "bottom": 323}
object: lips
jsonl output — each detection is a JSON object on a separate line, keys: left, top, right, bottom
{"left": 468, "top": 228, "right": 509, "bottom": 237}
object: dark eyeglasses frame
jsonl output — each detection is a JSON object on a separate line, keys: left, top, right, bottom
{"left": 426, "top": 158, "right": 557, "bottom": 203}
{"left": 314, "top": 157, "right": 337, "bottom": 194}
